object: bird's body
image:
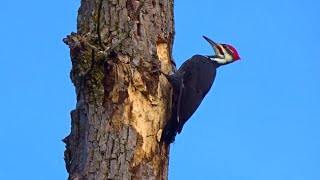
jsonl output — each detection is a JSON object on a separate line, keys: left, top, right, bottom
{"left": 160, "top": 55, "right": 218, "bottom": 143}
{"left": 160, "top": 36, "right": 240, "bottom": 144}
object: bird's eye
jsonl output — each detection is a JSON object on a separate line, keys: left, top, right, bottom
{"left": 223, "top": 45, "right": 234, "bottom": 55}
{"left": 223, "top": 45, "right": 229, "bottom": 51}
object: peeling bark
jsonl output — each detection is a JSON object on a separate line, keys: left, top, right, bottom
{"left": 63, "top": 0, "right": 174, "bottom": 179}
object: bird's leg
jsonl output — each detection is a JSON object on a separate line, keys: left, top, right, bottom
{"left": 151, "top": 66, "right": 163, "bottom": 74}
{"left": 150, "top": 60, "right": 171, "bottom": 78}
{"left": 152, "top": 68, "right": 172, "bottom": 81}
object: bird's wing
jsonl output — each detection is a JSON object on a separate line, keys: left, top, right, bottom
{"left": 176, "top": 71, "right": 185, "bottom": 123}
{"left": 176, "top": 56, "right": 216, "bottom": 133}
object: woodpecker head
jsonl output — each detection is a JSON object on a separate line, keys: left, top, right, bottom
{"left": 203, "top": 36, "right": 240, "bottom": 65}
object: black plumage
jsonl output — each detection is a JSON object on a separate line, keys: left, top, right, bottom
{"left": 160, "top": 55, "right": 219, "bottom": 144}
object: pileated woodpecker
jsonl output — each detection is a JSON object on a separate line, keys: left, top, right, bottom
{"left": 160, "top": 36, "right": 240, "bottom": 144}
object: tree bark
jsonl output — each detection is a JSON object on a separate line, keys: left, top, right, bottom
{"left": 63, "top": 0, "right": 174, "bottom": 179}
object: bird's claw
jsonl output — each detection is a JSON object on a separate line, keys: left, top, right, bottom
{"left": 151, "top": 68, "right": 162, "bottom": 74}
{"left": 151, "top": 66, "right": 166, "bottom": 76}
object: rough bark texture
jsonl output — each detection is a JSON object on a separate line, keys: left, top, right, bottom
{"left": 63, "top": 0, "right": 174, "bottom": 179}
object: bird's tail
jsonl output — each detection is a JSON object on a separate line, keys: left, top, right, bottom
{"left": 160, "top": 123, "right": 177, "bottom": 145}
{"left": 160, "top": 112, "right": 179, "bottom": 145}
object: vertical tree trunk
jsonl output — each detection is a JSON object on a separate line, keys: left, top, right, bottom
{"left": 63, "top": 0, "right": 174, "bottom": 179}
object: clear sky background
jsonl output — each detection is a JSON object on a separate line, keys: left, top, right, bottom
{"left": 1, "top": 0, "right": 319, "bottom": 179}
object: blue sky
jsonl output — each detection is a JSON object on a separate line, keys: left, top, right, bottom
{"left": 1, "top": 0, "right": 319, "bottom": 179}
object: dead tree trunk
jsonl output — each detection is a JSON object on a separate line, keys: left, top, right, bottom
{"left": 63, "top": 0, "right": 174, "bottom": 179}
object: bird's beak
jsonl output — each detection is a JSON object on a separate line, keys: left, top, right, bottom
{"left": 203, "top": 36, "right": 218, "bottom": 47}
{"left": 203, "top": 36, "right": 220, "bottom": 55}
